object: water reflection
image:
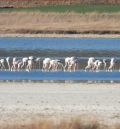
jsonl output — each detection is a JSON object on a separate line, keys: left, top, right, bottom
{"left": 1, "top": 50, "right": 120, "bottom": 57}
{"left": 0, "top": 80, "right": 119, "bottom": 83}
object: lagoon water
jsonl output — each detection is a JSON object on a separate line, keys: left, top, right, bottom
{"left": 0, "top": 37, "right": 120, "bottom": 81}
{"left": 0, "top": 71, "right": 120, "bottom": 81}
{"left": 0, "top": 37, "right": 120, "bottom": 57}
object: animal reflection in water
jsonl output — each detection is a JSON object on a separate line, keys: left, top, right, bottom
{"left": 0, "top": 56, "right": 117, "bottom": 72}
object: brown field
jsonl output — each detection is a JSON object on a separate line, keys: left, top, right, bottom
{"left": 0, "top": 12, "right": 120, "bottom": 35}
{"left": 0, "top": 0, "right": 120, "bottom": 7}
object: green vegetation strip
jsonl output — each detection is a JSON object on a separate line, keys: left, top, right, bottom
{"left": 0, "top": 4, "right": 120, "bottom": 13}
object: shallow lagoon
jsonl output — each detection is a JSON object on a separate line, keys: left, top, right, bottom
{"left": 0, "top": 37, "right": 120, "bottom": 57}
{"left": 0, "top": 37, "right": 120, "bottom": 81}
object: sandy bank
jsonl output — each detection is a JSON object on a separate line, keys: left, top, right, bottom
{"left": 0, "top": 82, "right": 120, "bottom": 125}
{"left": 0, "top": 34, "right": 120, "bottom": 38}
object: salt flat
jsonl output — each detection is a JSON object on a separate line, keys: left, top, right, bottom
{"left": 0, "top": 82, "right": 120, "bottom": 125}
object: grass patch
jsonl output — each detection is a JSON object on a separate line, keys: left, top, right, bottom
{"left": 0, "top": 12, "right": 120, "bottom": 35}
{"left": 0, "top": 4, "right": 120, "bottom": 13}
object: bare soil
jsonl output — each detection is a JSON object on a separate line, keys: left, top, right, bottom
{"left": 0, "top": 82, "right": 120, "bottom": 128}
{"left": 0, "top": 12, "right": 120, "bottom": 36}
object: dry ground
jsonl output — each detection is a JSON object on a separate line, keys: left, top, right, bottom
{"left": 0, "top": 12, "right": 120, "bottom": 36}
{"left": 0, "top": 82, "right": 120, "bottom": 127}
{"left": 0, "top": 82, "right": 120, "bottom": 128}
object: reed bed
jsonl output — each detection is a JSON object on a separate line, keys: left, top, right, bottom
{"left": 0, "top": 117, "right": 120, "bottom": 129}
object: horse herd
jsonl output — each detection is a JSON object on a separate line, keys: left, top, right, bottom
{"left": 0, "top": 56, "right": 116, "bottom": 72}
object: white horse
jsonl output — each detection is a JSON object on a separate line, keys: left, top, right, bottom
{"left": 85, "top": 57, "right": 95, "bottom": 71}
{"left": 108, "top": 58, "right": 115, "bottom": 72}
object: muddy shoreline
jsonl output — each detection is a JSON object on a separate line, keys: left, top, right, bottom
{"left": 0, "top": 33, "right": 120, "bottom": 38}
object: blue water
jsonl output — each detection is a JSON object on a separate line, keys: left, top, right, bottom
{"left": 0, "top": 37, "right": 120, "bottom": 51}
{"left": 0, "top": 37, "right": 120, "bottom": 81}
{"left": 0, "top": 71, "right": 120, "bottom": 81}
{"left": 0, "top": 37, "right": 120, "bottom": 57}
